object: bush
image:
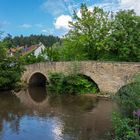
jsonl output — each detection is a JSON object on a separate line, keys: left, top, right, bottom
{"left": 47, "top": 73, "right": 99, "bottom": 95}
{"left": 20, "top": 53, "right": 45, "bottom": 65}
{"left": 112, "top": 113, "right": 139, "bottom": 140}
{"left": 0, "top": 57, "right": 24, "bottom": 90}
{"left": 112, "top": 73, "right": 140, "bottom": 139}
{"left": 47, "top": 73, "right": 65, "bottom": 94}
{"left": 115, "top": 73, "right": 140, "bottom": 117}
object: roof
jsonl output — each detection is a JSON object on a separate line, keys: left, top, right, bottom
{"left": 8, "top": 43, "right": 44, "bottom": 56}
{"left": 9, "top": 46, "right": 24, "bottom": 53}
{"left": 21, "top": 45, "right": 39, "bottom": 56}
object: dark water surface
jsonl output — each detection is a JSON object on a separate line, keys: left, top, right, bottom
{"left": 0, "top": 87, "right": 114, "bottom": 140}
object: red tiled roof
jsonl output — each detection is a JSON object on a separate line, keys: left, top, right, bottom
{"left": 21, "top": 45, "right": 39, "bottom": 56}
{"left": 8, "top": 44, "right": 40, "bottom": 56}
{"left": 9, "top": 46, "right": 23, "bottom": 53}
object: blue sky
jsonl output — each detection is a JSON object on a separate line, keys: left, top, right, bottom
{"left": 0, "top": 0, "right": 139, "bottom": 37}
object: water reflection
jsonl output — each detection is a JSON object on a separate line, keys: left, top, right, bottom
{"left": 28, "top": 87, "right": 47, "bottom": 103}
{"left": 16, "top": 87, "right": 49, "bottom": 111}
{"left": 0, "top": 88, "right": 114, "bottom": 140}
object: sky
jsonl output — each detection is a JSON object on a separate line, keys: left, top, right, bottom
{"left": 0, "top": 0, "right": 140, "bottom": 37}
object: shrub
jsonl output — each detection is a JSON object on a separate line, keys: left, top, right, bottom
{"left": 0, "top": 57, "right": 24, "bottom": 90}
{"left": 47, "top": 73, "right": 65, "bottom": 94}
{"left": 112, "top": 113, "right": 139, "bottom": 140}
{"left": 115, "top": 82, "right": 140, "bottom": 117}
{"left": 115, "top": 73, "right": 140, "bottom": 117}
{"left": 47, "top": 73, "right": 99, "bottom": 95}
{"left": 112, "top": 73, "right": 140, "bottom": 139}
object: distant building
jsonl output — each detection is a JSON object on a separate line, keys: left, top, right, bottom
{"left": 8, "top": 42, "right": 48, "bottom": 60}
{"left": 8, "top": 47, "right": 23, "bottom": 56}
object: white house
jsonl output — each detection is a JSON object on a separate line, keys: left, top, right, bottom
{"left": 34, "top": 42, "right": 45, "bottom": 57}
{"left": 8, "top": 42, "right": 49, "bottom": 60}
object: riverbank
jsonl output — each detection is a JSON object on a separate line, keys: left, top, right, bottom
{"left": 83, "top": 93, "right": 111, "bottom": 99}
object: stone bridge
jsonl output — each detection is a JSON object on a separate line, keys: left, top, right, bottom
{"left": 22, "top": 61, "right": 140, "bottom": 93}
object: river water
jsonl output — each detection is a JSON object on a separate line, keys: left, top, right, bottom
{"left": 0, "top": 87, "right": 114, "bottom": 140}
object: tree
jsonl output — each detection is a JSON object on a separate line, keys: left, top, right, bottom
{"left": 3, "top": 34, "right": 14, "bottom": 48}
{"left": 0, "top": 41, "right": 7, "bottom": 59}
{"left": 0, "top": 57, "right": 24, "bottom": 90}
{"left": 64, "top": 4, "right": 111, "bottom": 60}
{"left": 3, "top": 34, "right": 60, "bottom": 48}
{"left": 0, "top": 33, "right": 24, "bottom": 90}
{"left": 62, "top": 4, "right": 140, "bottom": 62}
{"left": 108, "top": 10, "right": 140, "bottom": 61}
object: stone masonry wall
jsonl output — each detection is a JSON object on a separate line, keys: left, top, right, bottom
{"left": 22, "top": 61, "right": 140, "bottom": 94}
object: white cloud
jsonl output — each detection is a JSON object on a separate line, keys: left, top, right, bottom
{"left": 119, "top": 0, "right": 140, "bottom": 15}
{"left": 20, "top": 24, "right": 32, "bottom": 28}
{"left": 41, "top": 28, "right": 54, "bottom": 34}
{"left": 54, "top": 15, "right": 72, "bottom": 30}
{"left": 41, "top": 29, "right": 48, "bottom": 33}
{"left": 41, "top": 0, "right": 82, "bottom": 16}
{"left": 88, "top": 0, "right": 140, "bottom": 15}
{"left": 42, "top": 0, "right": 67, "bottom": 16}
{"left": 0, "top": 21, "right": 10, "bottom": 28}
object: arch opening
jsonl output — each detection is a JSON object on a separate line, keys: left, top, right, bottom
{"left": 77, "top": 74, "right": 100, "bottom": 93}
{"left": 29, "top": 72, "right": 47, "bottom": 87}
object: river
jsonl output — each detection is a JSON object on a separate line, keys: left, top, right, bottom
{"left": 0, "top": 87, "right": 114, "bottom": 140}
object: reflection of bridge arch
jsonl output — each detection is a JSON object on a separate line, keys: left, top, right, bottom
{"left": 15, "top": 87, "right": 49, "bottom": 110}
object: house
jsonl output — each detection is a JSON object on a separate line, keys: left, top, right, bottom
{"left": 9, "top": 46, "right": 23, "bottom": 56}
{"left": 8, "top": 42, "right": 48, "bottom": 60}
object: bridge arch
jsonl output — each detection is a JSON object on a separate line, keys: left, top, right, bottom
{"left": 28, "top": 72, "right": 47, "bottom": 87}
{"left": 77, "top": 74, "right": 100, "bottom": 92}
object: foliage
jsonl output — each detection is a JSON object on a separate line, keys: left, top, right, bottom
{"left": 0, "top": 41, "right": 7, "bottom": 59}
{"left": 65, "top": 4, "right": 111, "bottom": 60}
{"left": 3, "top": 34, "right": 60, "bottom": 48}
{"left": 20, "top": 53, "right": 46, "bottom": 65}
{"left": 0, "top": 57, "right": 24, "bottom": 90}
{"left": 47, "top": 72, "right": 99, "bottom": 95}
{"left": 112, "top": 73, "right": 140, "bottom": 139}
{"left": 0, "top": 36, "right": 24, "bottom": 90}
{"left": 47, "top": 4, "right": 140, "bottom": 62}
{"left": 47, "top": 72, "right": 65, "bottom": 94}
{"left": 108, "top": 10, "right": 140, "bottom": 61}
{"left": 115, "top": 73, "right": 140, "bottom": 117}
{"left": 112, "top": 113, "right": 139, "bottom": 140}
{"left": 46, "top": 43, "right": 61, "bottom": 61}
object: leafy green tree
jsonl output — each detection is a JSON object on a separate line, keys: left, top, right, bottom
{"left": 45, "top": 42, "right": 61, "bottom": 61}
{"left": 20, "top": 52, "right": 46, "bottom": 65}
{"left": 3, "top": 34, "right": 60, "bottom": 48}
{"left": 64, "top": 4, "right": 111, "bottom": 60}
{"left": 60, "top": 4, "right": 140, "bottom": 62}
{"left": 0, "top": 34, "right": 24, "bottom": 90}
{"left": 108, "top": 10, "right": 140, "bottom": 61}
{"left": 0, "top": 57, "right": 24, "bottom": 90}
{"left": 3, "top": 34, "right": 14, "bottom": 48}
{"left": 0, "top": 41, "right": 7, "bottom": 59}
